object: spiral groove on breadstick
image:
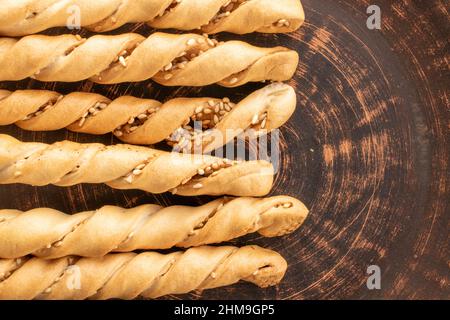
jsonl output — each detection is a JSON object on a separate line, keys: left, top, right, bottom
{"left": 0, "top": 245, "right": 287, "bottom": 299}
{"left": 0, "top": 83, "right": 296, "bottom": 153}
{"left": 0, "top": 196, "right": 308, "bottom": 259}
{"left": 0, "top": 0, "right": 305, "bottom": 37}
{"left": 0, "top": 134, "right": 274, "bottom": 196}
{"left": 0, "top": 32, "right": 298, "bottom": 86}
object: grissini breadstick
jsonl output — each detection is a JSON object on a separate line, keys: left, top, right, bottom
{"left": 0, "top": 32, "right": 299, "bottom": 86}
{"left": 0, "top": 134, "right": 274, "bottom": 196}
{"left": 0, "top": 196, "right": 309, "bottom": 259}
{"left": 0, "top": 0, "right": 305, "bottom": 37}
{"left": 0, "top": 245, "right": 287, "bottom": 300}
{"left": 0, "top": 83, "right": 296, "bottom": 153}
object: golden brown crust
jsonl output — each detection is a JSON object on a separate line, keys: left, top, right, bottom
{"left": 0, "top": 134, "right": 274, "bottom": 196}
{"left": 0, "top": 196, "right": 308, "bottom": 259}
{"left": 0, "top": 83, "right": 297, "bottom": 153}
{"left": 0, "top": 245, "right": 287, "bottom": 300}
{"left": 0, "top": 0, "right": 305, "bottom": 36}
{"left": 0, "top": 32, "right": 299, "bottom": 86}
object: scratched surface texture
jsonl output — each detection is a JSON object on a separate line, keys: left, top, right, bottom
{"left": 0, "top": 0, "right": 448, "bottom": 299}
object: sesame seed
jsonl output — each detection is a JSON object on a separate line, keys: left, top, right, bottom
{"left": 136, "top": 164, "right": 146, "bottom": 170}
{"left": 119, "top": 56, "right": 127, "bottom": 67}
{"left": 261, "top": 118, "right": 267, "bottom": 129}
{"left": 195, "top": 106, "right": 203, "bottom": 114}
{"left": 164, "top": 62, "right": 173, "bottom": 71}
{"left": 251, "top": 114, "right": 259, "bottom": 125}
{"left": 78, "top": 117, "right": 86, "bottom": 127}
{"left": 181, "top": 177, "right": 191, "bottom": 185}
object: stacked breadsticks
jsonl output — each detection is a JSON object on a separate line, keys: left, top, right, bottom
{"left": 0, "top": 0, "right": 307, "bottom": 299}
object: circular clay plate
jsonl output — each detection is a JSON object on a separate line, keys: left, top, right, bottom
{"left": 0, "top": 0, "right": 448, "bottom": 299}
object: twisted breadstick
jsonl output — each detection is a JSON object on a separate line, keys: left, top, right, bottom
{"left": 0, "top": 196, "right": 308, "bottom": 259}
{"left": 0, "top": 245, "right": 287, "bottom": 299}
{"left": 0, "top": 32, "right": 298, "bottom": 86}
{"left": 0, "top": 134, "right": 274, "bottom": 196}
{"left": 0, "top": 83, "right": 296, "bottom": 153}
{"left": 0, "top": 0, "right": 305, "bottom": 36}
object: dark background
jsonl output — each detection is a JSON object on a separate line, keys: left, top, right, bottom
{"left": 0, "top": 0, "right": 448, "bottom": 299}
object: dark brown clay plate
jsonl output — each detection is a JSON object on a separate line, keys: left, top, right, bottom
{"left": 0, "top": 0, "right": 448, "bottom": 299}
